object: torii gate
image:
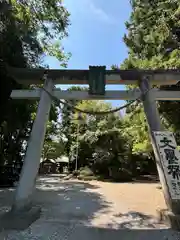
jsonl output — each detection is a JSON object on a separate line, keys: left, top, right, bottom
{"left": 2, "top": 66, "right": 180, "bottom": 230}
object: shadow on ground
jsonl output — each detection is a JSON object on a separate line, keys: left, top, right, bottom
{"left": 110, "top": 211, "right": 164, "bottom": 229}
{"left": 35, "top": 176, "right": 111, "bottom": 225}
{"left": 0, "top": 176, "right": 167, "bottom": 229}
{"left": 34, "top": 176, "right": 165, "bottom": 229}
{"left": 1, "top": 175, "right": 180, "bottom": 239}
{"left": 0, "top": 188, "right": 14, "bottom": 215}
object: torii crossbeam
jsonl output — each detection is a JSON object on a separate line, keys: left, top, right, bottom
{"left": 9, "top": 66, "right": 180, "bottom": 100}
{"left": 8, "top": 65, "right": 180, "bottom": 85}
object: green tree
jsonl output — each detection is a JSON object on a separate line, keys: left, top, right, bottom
{"left": 123, "top": 0, "right": 180, "bottom": 67}
{"left": 42, "top": 139, "right": 65, "bottom": 161}
{"left": 60, "top": 86, "right": 87, "bottom": 156}
{"left": 119, "top": 0, "right": 180, "bottom": 154}
{"left": 42, "top": 114, "right": 65, "bottom": 161}
{"left": 11, "top": 0, "right": 71, "bottom": 67}
{"left": 0, "top": 0, "right": 70, "bottom": 171}
{"left": 68, "top": 100, "right": 131, "bottom": 179}
{"left": 123, "top": 102, "right": 151, "bottom": 155}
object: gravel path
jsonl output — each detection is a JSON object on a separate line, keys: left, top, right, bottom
{"left": 0, "top": 176, "right": 180, "bottom": 239}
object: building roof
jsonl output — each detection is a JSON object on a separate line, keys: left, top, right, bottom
{"left": 40, "top": 156, "right": 69, "bottom": 164}
{"left": 55, "top": 156, "right": 69, "bottom": 163}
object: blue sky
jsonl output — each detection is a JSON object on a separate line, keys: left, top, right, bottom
{"left": 44, "top": 0, "right": 132, "bottom": 109}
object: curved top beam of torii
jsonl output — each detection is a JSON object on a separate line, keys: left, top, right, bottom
{"left": 6, "top": 66, "right": 180, "bottom": 85}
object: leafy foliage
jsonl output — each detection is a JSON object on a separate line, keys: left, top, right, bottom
{"left": 123, "top": 105, "right": 151, "bottom": 155}
{"left": 0, "top": 0, "right": 70, "bottom": 173}
{"left": 60, "top": 86, "right": 87, "bottom": 156}
{"left": 62, "top": 99, "right": 132, "bottom": 179}
{"left": 11, "top": 0, "right": 71, "bottom": 67}
{"left": 119, "top": 0, "right": 180, "bottom": 155}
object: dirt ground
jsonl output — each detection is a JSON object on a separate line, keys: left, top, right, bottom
{"left": 69, "top": 179, "right": 167, "bottom": 228}
{"left": 0, "top": 175, "right": 179, "bottom": 239}
{"left": 91, "top": 180, "right": 166, "bottom": 217}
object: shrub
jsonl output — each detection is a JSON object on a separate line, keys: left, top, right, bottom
{"left": 79, "top": 166, "right": 94, "bottom": 177}
{"left": 109, "top": 167, "right": 133, "bottom": 182}
{"left": 77, "top": 175, "right": 97, "bottom": 181}
{"left": 72, "top": 170, "right": 79, "bottom": 177}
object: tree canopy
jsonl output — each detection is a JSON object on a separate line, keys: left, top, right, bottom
{"left": 0, "top": 0, "right": 70, "bottom": 171}
{"left": 119, "top": 0, "right": 180, "bottom": 155}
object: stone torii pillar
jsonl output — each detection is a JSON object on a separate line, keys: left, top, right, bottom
{"left": 13, "top": 75, "right": 54, "bottom": 211}
{"left": 139, "top": 76, "right": 180, "bottom": 230}
{"left": 0, "top": 74, "right": 54, "bottom": 230}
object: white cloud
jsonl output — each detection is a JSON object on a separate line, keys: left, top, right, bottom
{"left": 84, "top": 0, "right": 116, "bottom": 24}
